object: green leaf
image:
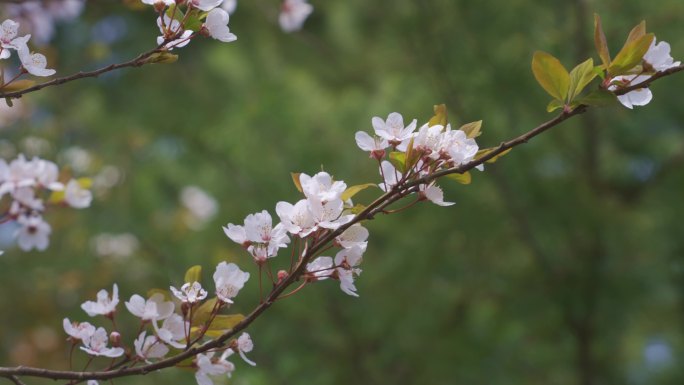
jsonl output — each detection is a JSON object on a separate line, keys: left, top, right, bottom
{"left": 145, "top": 52, "right": 179, "bottom": 64}
{"left": 184, "top": 9, "right": 204, "bottom": 31}
{"left": 349, "top": 204, "right": 367, "bottom": 214}
{"left": 594, "top": 14, "right": 611, "bottom": 68}
{"left": 576, "top": 89, "right": 617, "bottom": 107}
{"left": 531, "top": 51, "right": 570, "bottom": 101}
{"left": 460, "top": 120, "right": 482, "bottom": 139}
{"left": 184, "top": 265, "right": 202, "bottom": 284}
{"left": 428, "top": 104, "right": 448, "bottom": 127}
{"left": 208, "top": 314, "right": 244, "bottom": 330}
{"left": 546, "top": 99, "right": 564, "bottom": 112}
{"left": 625, "top": 20, "right": 646, "bottom": 45}
{"left": 475, "top": 148, "right": 512, "bottom": 164}
{"left": 4, "top": 98, "right": 12, "bottom": 107}
{"left": 608, "top": 33, "right": 654, "bottom": 75}
{"left": 0, "top": 79, "right": 35, "bottom": 92}
{"left": 567, "top": 58, "right": 597, "bottom": 102}
{"left": 193, "top": 298, "right": 218, "bottom": 325}
{"left": 290, "top": 172, "right": 303, "bottom": 193}
{"left": 341, "top": 183, "right": 377, "bottom": 201}
{"left": 388, "top": 152, "right": 406, "bottom": 173}
{"left": 445, "top": 172, "right": 471, "bottom": 185}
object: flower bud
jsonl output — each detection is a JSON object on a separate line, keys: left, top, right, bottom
{"left": 109, "top": 331, "right": 121, "bottom": 347}
{"left": 277, "top": 270, "right": 288, "bottom": 283}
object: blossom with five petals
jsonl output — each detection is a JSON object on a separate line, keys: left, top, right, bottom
{"left": 213, "top": 262, "right": 250, "bottom": 303}
{"left": 81, "top": 284, "right": 119, "bottom": 317}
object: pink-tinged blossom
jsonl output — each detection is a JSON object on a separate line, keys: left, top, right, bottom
{"left": 81, "top": 284, "right": 119, "bottom": 317}
{"left": 234, "top": 333, "right": 256, "bottom": 366}
{"left": 221, "top": 0, "right": 237, "bottom": 14}
{"left": 170, "top": 281, "right": 208, "bottom": 304}
{"left": 204, "top": 8, "right": 237, "bottom": 43}
{"left": 14, "top": 38, "right": 55, "bottom": 77}
{"left": 372, "top": 112, "right": 417, "bottom": 149}
{"left": 306, "top": 256, "right": 334, "bottom": 281}
{"left": 378, "top": 160, "right": 399, "bottom": 192}
{"left": 64, "top": 179, "right": 92, "bottom": 209}
{"left": 643, "top": 38, "right": 680, "bottom": 72}
{"left": 336, "top": 224, "right": 369, "bottom": 250}
{"left": 610, "top": 75, "right": 652, "bottom": 109}
{"left": 154, "top": 313, "right": 187, "bottom": 349}
{"left": 355, "top": 131, "right": 388, "bottom": 158}
{"left": 334, "top": 247, "right": 363, "bottom": 297}
{"left": 419, "top": 184, "right": 454, "bottom": 206}
{"left": 308, "top": 197, "right": 353, "bottom": 230}
{"left": 125, "top": 293, "right": 175, "bottom": 321}
{"left": 0, "top": 19, "right": 20, "bottom": 59}
{"left": 195, "top": 352, "right": 235, "bottom": 385}
{"left": 213, "top": 262, "right": 250, "bottom": 303}
{"left": 188, "top": 0, "right": 223, "bottom": 11}
{"left": 80, "top": 327, "right": 124, "bottom": 357}
{"left": 15, "top": 214, "right": 51, "bottom": 251}
{"left": 156, "top": 16, "right": 193, "bottom": 50}
{"left": 299, "top": 172, "right": 346, "bottom": 202}
{"left": 223, "top": 223, "right": 248, "bottom": 246}
{"left": 279, "top": 0, "right": 313, "bottom": 33}
{"left": 134, "top": 331, "right": 169, "bottom": 362}
{"left": 441, "top": 127, "right": 478, "bottom": 165}
{"left": 275, "top": 199, "right": 316, "bottom": 236}
{"left": 413, "top": 123, "right": 445, "bottom": 157}
{"left": 63, "top": 318, "right": 96, "bottom": 340}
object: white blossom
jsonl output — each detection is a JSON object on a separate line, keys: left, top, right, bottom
{"left": 64, "top": 179, "right": 92, "bottom": 209}
{"left": 80, "top": 327, "right": 124, "bottom": 357}
{"left": 308, "top": 197, "right": 353, "bottom": 230}
{"left": 279, "top": 0, "right": 313, "bottom": 33}
{"left": 306, "top": 256, "right": 333, "bottom": 281}
{"left": 275, "top": 199, "right": 316, "bottom": 236}
{"left": 170, "top": 281, "right": 208, "bottom": 304}
{"left": 299, "top": 172, "right": 346, "bottom": 202}
{"left": 154, "top": 313, "right": 187, "bottom": 349}
{"left": 81, "top": 284, "right": 119, "bottom": 317}
{"left": 235, "top": 333, "right": 255, "bottom": 366}
{"left": 441, "top": 127, "right": 478, "bottom": 165}
{"left": 62, "top": 318, "right": 96, "bottom": 340}
{"left": 195, "top": 351, "right": 235, "bottom": 385}
{"left": 378, "top": 160, "right": 399, "bottom": 192}
{"left": 204, "top": 8, "right": 237, "bottom": 43}
{"left": 134, "top": 331, "right": 169, "bottom": 362}
{"left": 355, "top": 131, "right": 388, "bottom": 155}
{"left": 15, "top": 214, "right": 51, "bottom": 251}
{"left": 420, "top": 184, "right": 454, "bottom": 206}
{"left": 372, "top": 112, "right": 417, "bottom": 149}
{"left": 213, "top": 262, "right": 249, "bottom": 303}
{"left": 14, "top": 38, "right": 56, "bottom": 77}
{"left": 334, "top": 247, "right": 363, "bottom": 297}
{"left": 125, "top": 293, "right": 175, "bottom": 321}
{"left": 0, "top": 19, "right": 20, "bottom": 59}
{"left": 610, "top": 75, "right": 652, "bottom": 109}
{"left": 188, "top": 0, "right": 223, "bottom": 11}
{"left": 156, "top": 16, "right": 193, "bottom": 50}
{"left": 643, "top": 38, "right": 681, "bottom": 72}
{"left": 336, "top": 224, "right": 369, "bottom": 250}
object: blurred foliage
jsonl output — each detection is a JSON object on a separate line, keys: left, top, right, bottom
{"left": 1, "top": 0, "right": 684, "bottom": 384}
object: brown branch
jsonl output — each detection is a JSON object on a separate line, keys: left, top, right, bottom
{"left": 613, "top": 65, "right": 684, "bottom": 95}
{"left": 0, "top": 60, "right": 681, "bottom": 383}
{"left": 0, "top": 45, "right": 167, "bottom": 100}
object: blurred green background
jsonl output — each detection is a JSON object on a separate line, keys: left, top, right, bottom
{"left": 1, "top": 0, "right": 684, "bottom": 384}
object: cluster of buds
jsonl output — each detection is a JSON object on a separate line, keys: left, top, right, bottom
{"left": 0, "top": 154, "right": 92, "bottom": 251}
{"left": 64, "top": 262, "right": 255, "bottom": 385}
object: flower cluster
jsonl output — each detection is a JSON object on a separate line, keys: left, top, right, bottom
{"left": 609, "top": 38, "right": 680, "bottom": 109}
{"left": 0, "top": 18, "right": 56, "bottom": 80}
{"left": 139, "top": 0, "right": 237, "bottom": 50}
{"left": 0, "top": 154, "right": 92, "bottom": 251}
{"left": 356, "top": 111, "right": 481, "bottom": 206}
{"left": 65, "top": 261, "right": 255, "bottom": 385}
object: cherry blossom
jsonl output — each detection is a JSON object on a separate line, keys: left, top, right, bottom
{"left": 336, "top": 224, "right": 369, "bottom": 250}
{"left": 204, "top": 8, "right": 237, "bottom": 43}
{"left": 308, "top": 197, "right": 353, "bottom": 230}
{"left": 134, "top": 331, "right": 169, "bottom": 362}
{"left": 188, "top": 0, "right": 224, "bottom": 11}
{"left": 227, "top": 210, "right": 289, "bottom": 261}
{"left": 156, "top": 16, "right": 193, "bottom": 50}
{"left": 62, "top": 318, "right": 96, "bottom": 341}
{"left": 372, "top": 112, "right": 417, "bottom": 148}
{"left": 154, "top": 313, "right": 188, "bottom": 349}
{"left": 170, "top": 281, "right": 208, "bottom": 304}
{"left": 14, "top": 39, "right": 56, "bottom": 77}
{"left": 233, "top": 333, "right": 256, "bottom": 366}
{"left": 378, "top": 160, "right": 399, "bottom": 192}
{"left": 80, "top": 327, "right": 124, "bottom": 357}
{"left": 643, "top": 38, "right": 681, "bottom": 72}
{"left": 275, "top": 199, "right": 316, "bottom": 237}
{"left": 355, "top": 131, "right": 388, "bottom": 159}
{"left": 0, "top": 19, "right": 21, "bottom": 59}
{"left": 221, "top": 0, "right": 237, "bottom": 14}
{"left": 300, "top": 172, "right": 346, "bottom": 202}
{"left": 334, "top": 247, "right": 363, "bottom": 297}
{"left": 195, "top": 351, "right": 235, "bottom": 385}
{"left": 213, "top": 262, "right": 250, "bottom": 303}
{"left": 64, "top": 179, "right": 93, "bottom": 209}
{"left": 441, "top": 127, "right": 479, "bottom": 165}
{"left": 610, "top": 75, "right": 653, "bottom": 109}
{"left": 306, "top": 256, "right": 333, "bottom": 281}
{"left": 15, "top": 214, "right": 51, "bottom": 251}
{"left": 279, "top": 0, "right": 313, "bottom": 33}
{"left": 81, "top": 284, "right": 119, "bottom": 317}
{"left": 420, "top": 184, "right": 454, "bottom": 206}
{"left": 125, "top": 293, "right": 175, "bottom": 321}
